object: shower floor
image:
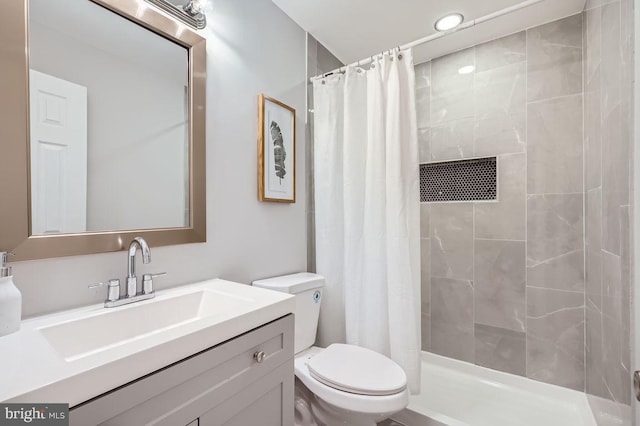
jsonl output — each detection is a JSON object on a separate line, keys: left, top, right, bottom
{"left": 389, "top": 351, "right": 596, "bottom": 426}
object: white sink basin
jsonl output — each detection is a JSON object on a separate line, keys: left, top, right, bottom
{"left": 39, "top": 288, "right": 252, "bottom": 361}
{"left": 0, "top": 278, "right": 294, "bottom": 406}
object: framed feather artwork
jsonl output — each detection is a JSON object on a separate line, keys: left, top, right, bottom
{"left": 258, "top": 94, "right": 296, "bottom": 203}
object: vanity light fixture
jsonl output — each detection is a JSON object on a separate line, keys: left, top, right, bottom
{"left": 458, "top": 65, "right": 475, "bottom": 75}
{"left": 434, "top": 13, "right": 464, "bottom": 32}
{"left": 183, "top": 0, "right": 208, "bottom": 17}
{"left": 145, "top": 0, "right": 209, "bottom": 29}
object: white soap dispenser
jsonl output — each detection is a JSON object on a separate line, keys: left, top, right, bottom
{"left": 0, "top": 252, "right": 21, "bottom": 337}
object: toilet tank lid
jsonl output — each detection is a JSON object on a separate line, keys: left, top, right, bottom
{"left": 252, "top": 272, "right": 325, "bottom": 294}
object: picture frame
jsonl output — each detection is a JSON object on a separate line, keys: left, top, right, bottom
{"left": 258, "top": 94, "right": 296, "bottom": 203}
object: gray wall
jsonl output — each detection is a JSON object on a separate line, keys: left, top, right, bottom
{"left": 418, "top": 14, "right": 586, "bottom": 391}
{"left": 14, "top": 0, "right": 308, "bottom": 318}
{"left": 583, "top": 0, "right": 634, "bottom": 422}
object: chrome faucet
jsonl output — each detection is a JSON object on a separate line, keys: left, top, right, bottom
{"left": 88, "top": 237, "right": 165, "bottom": 308}
{"left": 126, "top": 237, "right": 151, "bottom": 298}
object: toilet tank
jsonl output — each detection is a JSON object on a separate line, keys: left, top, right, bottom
{"left": 252, "top": 272, "right": 325, "bottom": 354}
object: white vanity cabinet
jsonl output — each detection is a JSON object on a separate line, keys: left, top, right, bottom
{"left": 69, "top": 315, "right": 294, "bottom": 426}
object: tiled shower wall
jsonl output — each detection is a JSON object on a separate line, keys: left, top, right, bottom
{"left": 418, "top": 14, "right": 587, "bottom": 391}
{"left": 583, "top": 0, "right": 634, "bottom": 420}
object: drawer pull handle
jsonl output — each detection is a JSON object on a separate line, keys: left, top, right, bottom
{"left": 253, "top": 351, "right": 267, "bottom": 363}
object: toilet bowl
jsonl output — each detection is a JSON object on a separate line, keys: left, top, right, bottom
{"left": 294, "top": 346, "right": 408, "bottom": 426}
{"left": 252, "top": 273, "right": 410, "bottom": 426}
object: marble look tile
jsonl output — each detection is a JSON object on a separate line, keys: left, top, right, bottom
{"left": 602, "top": 105, "right": 628, "bottom": 255}
{"left": 621, "top": 0, "right": 633, "bottom": 89}
{"left": 475, "top": 31, "right": 526, "bottom": 72}
{"left": 475, "top": 62, "right": 526, "bottom": 117}
{"left": 431, "top": 90, "right": 475, "bottom": 125}
{"left": 527, "top": 249, "right": 585, "bottom": 293}
{"left": 602, "top": 315, "right": 628, "bottom": 406}
{"left": 527, "top": 14, "right": 583, "bottom": 102}
{"left": 585, "top": 189, "right": 602, "bottom": 308}
{"left": 431, "top": 277, "right": 474, "bottom": 362}
{"left": 421, "top": 313, "right": 431, "bottom": 352}
{"left": 416, "top": 85, "right": 431, "bottom": 129}
{"left": 602, "top": 312, "right": 629, "bottom": 405}
{"left": 602, "top": 251, "right": 622, "bottom": 323}
{"left": 475, "top": 154, "right": 526, "bottom": 240}
{"left": 421, "top": 238, "right": 431, "bottom": 315}
{"left": 474, "top": 62, "right": 526, "bottom": 156}
{"left": 584, "top": 7, "right": 601, "bottom": 87}
{"left": 420, "top": 204, "right": 431, "bottom": 238}
{"left": 620, "top": 206, "right": 631, "bottom": 374}
{"left": 430, "top": 119, "right": 474, "bottom": 161}
{"left": 431, "top": 48, "right": 475, "bottom": 124}
{"left": 601, "top": 2, "right": 621, "bottom": 117}
{"left": 474, "top": 239, "right": 525, "bottom": 332}
{"left": 586, "top": 188, "right": 602, "bottom": 249}
{"left": 431, "top": 203, "right": 474, "bottom": 281}
{"left": 527, "top": 287, "right": 585, "bottom": 391}
{"left": 431, "top": 48, "right": 475, "bottom": 97}
{"left": 418, "top": 127, "right": 431, "bottom": 163}
{"left": 474, "top": 324, "right": 526, "bottom": 376}
{"left": 586, "top": 300, "right": 607, "bottom": 398}
{"left": 415, "top": 61, "right": 431, "bottom": 89}
{"left": 474, "top": 112, "right": 525, "bottom": 158}
{"left": 527, "top": 194, "right": 584, "bottom": 291}
{"left": 584, "top": 76, "right": 602, "bottom": 191}
{"left": 600, "top": 251, "right": 629, "bottom": 404}
{"left": 586, "top": 245, "right": 602, "bottom": 310}
{"left": 527, "top": 94, "right": 583, "bottom": 194}
{"left": 585, "top": 0, "right": 619, "bottom": 10}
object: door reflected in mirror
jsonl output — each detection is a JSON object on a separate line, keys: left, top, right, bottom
{"left": 28, "top": 0, "right": 190, "bottom": 235}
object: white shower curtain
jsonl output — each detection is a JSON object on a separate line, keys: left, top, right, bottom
{"left": 313, "top": 49, "right": 421, "bottom": 393}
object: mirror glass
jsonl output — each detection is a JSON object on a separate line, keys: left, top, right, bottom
{"left": 28, "top": 0, "right": 190, "bottom": 235}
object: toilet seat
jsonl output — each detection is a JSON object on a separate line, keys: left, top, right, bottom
{"left": 306, "top": 344, "right": 407, "bottom": 396}
{"left": 294, "top": 346, "right": 409, "bottom": 415}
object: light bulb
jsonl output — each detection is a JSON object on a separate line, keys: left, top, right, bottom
{"left": 184, "top": 0, "right": 211, "bottom": 16}
{"left": 435, "top": 13, "right": 464, "bottom": 32}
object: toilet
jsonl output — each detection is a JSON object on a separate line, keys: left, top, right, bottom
{"left": 253, "top": 272, "right": 409, "bottom": 426}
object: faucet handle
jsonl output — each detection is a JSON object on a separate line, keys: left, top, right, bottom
{"left": 142, "top": 272, "right": 166, "bottom": 295}
{"left": 89, "top": 279, "right": 121, "bottom": 302}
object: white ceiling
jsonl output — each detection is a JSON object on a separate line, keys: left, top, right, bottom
{"left": 272, "top": 0, "right": 586, "bottom": 66}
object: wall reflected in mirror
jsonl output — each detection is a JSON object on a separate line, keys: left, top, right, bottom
{"left": 28, "top": 0, "right": 190, "bottom": 235}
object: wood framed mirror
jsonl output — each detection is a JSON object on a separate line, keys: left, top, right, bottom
{"left": 0, "top": 0, "right": 206, "bottom": 261}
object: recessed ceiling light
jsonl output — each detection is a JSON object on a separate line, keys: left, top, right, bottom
{"left": 458, "top": 65, "right": 475, "bottom": 75}
{"left": 434, "top": 13, "right": 464, "bottom": 32}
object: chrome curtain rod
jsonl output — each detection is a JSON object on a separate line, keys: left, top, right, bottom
{"left": 309, "top": 0, "right": 545, "bottom": 82}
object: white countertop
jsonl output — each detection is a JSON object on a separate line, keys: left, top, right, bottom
{"left": 0, "top": 279, "right": 294, "bottom": 407}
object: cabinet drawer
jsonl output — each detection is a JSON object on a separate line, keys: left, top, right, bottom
{"left": 70, "top": 314, "right": 294, "bottom": 426}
